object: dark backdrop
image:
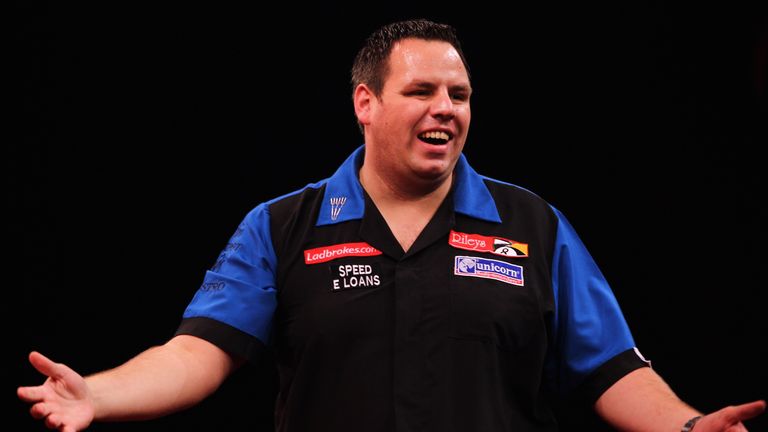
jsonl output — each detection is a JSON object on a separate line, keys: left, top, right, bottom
{"left": 10, "top": 1, "right": 767, "bottom": 430}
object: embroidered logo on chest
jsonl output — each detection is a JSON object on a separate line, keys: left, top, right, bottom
{"left": 304, "top": 242, "right": 382, "bottom": 264}
{"left": 449, "top": 230, "right": 529, "bottom": 257}
{"left": 330, "top": 263, "right": 382, "bottom": 291}
{"left": 454, "top": 256, "right": 524, "bottom": 286}
{"left": 330, "top": 196, "right": 347, "bottom": 221}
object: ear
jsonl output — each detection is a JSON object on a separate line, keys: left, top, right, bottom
{"left": 353, "top": 83, "right": 374, "bottom": 126}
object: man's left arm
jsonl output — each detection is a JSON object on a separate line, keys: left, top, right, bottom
{"left": 595, "top": 367, "right": 765, "bottom": 431}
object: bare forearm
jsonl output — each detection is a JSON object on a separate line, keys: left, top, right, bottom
{"left": 86, "top": 336, "right": 237, "bottom": 422}
{"left": 595, "top": 367, "right": 700, "bottom": 432}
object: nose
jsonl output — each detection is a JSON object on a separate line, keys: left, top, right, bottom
{"left": 430, "top": 89, "right": 454, "bottom": 120}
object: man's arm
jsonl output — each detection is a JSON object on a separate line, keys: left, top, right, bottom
{"left": 18, "top": 335, "right": 242, "bottom": 431}
{"left": 595, "top": 367, "right": 765, "bottom": 431}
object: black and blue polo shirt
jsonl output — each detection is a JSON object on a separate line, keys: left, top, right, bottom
{"left": 176, "top": 145, "right": 649, "bottom": 431}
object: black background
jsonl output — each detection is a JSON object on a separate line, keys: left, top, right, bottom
{"left": 10, "top": 1, "right": 767, "bottom": 430}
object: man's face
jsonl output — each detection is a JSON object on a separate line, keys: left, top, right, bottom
{"left": 360, "top": 38, "right": 472, "bottom": 187}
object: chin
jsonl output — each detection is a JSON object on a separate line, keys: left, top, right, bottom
{"left": 414, "top": 165, "right": 452, "bottom": 182}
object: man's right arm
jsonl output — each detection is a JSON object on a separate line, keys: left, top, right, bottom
{"left": 18, "top": 335, "right": 241, "bottom": 431}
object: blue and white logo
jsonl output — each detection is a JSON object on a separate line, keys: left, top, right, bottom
{"left": 330, "top": 196, "right": 347, "bottom": 221}
{"left": 454, "top": 256, "right": 524, "bottom": 286}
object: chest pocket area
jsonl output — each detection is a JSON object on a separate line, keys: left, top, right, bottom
{"left": 449, "top": 256, "right": 543, "bottom": 351}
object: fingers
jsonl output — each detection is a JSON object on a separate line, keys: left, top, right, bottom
{"left": 29, "top": 351, "right": 66, "bottom": 380}
{"left": 31, "top": 404, "right": 68, "bottom": 431}
{"left": 18, "top": 385, "right": 45, "bottom": 402}
{"left": 731, "top": 400, "right": 767, "bottom": 423}
{"left": 30, "top": 402, "right": 51, "bottom": 419}
{"left": 29, "top": 400, "right": 83, "bottom": 431}
{"left": 44, "top": 413, "right": 62, "bottom": 430}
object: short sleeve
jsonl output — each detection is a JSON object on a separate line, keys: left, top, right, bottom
{"left": 549, "top": 207, "right": 649, "bottom": 402}
{"left": 176, "top": 203, "right": 278, "bottom": 361}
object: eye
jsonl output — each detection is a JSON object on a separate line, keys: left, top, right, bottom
{"left": 451, "top": 92, "right": 469, "bottom": 102}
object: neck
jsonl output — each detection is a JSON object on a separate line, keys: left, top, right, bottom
{"left": 359, "top": 165, "right": 452, "bottom": 208}
{"left": 358, "top": 164, "right": 452, "bottom": 252}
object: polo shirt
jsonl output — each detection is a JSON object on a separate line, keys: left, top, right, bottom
{"left": 176, "top": 145, "right": 649, "bottom": 431}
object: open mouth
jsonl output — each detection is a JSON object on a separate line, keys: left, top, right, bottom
{"left": 418, "top": 130, "right": 453, "bottom": 145}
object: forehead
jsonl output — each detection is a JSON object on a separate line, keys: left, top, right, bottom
{"left": 384, "top": 38, "right": 469, "bottom": 87}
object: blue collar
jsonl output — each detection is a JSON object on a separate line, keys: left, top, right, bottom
{"left": 316, "top": 145, "right": 501, "bottom": 226}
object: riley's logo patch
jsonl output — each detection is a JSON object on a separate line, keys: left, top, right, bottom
{"left": 304, "top": 242, "right": 382, "bottom": 264}
{"left": 454, "top": 255, "right": 524, "bottom": 286}
{"left": 449, "top": 230, "right": 529, "bottom": 257}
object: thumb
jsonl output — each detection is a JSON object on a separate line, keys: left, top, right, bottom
{"left": 29, "top": 351, "right": 67, "bottom": 380}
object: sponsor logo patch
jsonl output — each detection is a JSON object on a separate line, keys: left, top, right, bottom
{"left": 449, "top": 230, "right": 528, "bottom": 257}
{"left": 200, "top": 280, "right": 226, "bottom": 291}
{"left": 211, "top": 222, "right": 247, "bottom": 272}
{"left": 330, "top": 196, "right": 347, "bottom": 221}
{"left": 304, "top": 242, "right": 382, "bottom": 264}
{"left": 330, "top": 263, "right": 382, "bottom": 291}
{"left": 454, "top": 255, "right": 524, "bottom": 286}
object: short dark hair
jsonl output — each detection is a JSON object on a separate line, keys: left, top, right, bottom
{"left": 351, "top": 19, "right": 470, "bottom": 99}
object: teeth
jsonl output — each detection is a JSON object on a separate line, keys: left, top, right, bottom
{"left": 419, "top": 131, "right": 451, "bottom": 141}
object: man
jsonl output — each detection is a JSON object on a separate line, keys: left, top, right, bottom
{"left": 18, "top": 19, "right": 765, "bottom": 432}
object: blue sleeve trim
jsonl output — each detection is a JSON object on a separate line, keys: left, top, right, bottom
{"left": 550, "top": 206, "right": 636, "bottom": 393}
{"left": 182, "top": 203, "right": 278, "bottom": 345}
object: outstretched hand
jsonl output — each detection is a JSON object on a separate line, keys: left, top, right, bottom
{"left": 694, "top": 400, "right": 766, "bottom": 432}
{"left": 17, "top": 351, "right": 95, "bottom": 432}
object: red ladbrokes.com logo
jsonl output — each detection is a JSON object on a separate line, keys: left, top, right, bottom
{"left": 449, "top": 230, "right": 529, "bottom": 258}
{"left": 304, "top": 242, "right": 383, "bottom": 264}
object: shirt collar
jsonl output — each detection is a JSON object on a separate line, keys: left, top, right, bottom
{"left": 316, "top": 144, "right": 501, "bottom": 226}
{"left": 453, "top": 152, "right": 502, "bottom": 223}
